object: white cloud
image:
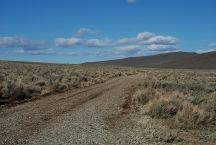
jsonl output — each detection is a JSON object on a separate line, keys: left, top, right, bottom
{"left": 55, "top": 28, "right": 112, "bottom": 48}
{"left": 75, "top": 28, "right": 95, "bottom": 37}
{"left": 55, "top": 37, "right": 112, "bottom": 48}
{"left": 115, "top": 37, "right": 137, "bottom": 45}
{"left": 0, "top": 37, "right": 25, "bottom": 48}
{"left": 147, "top": 44, "right": 179, "bottom": 51}
{"left": 0, "top": 27, "right": 181, "bottom": 58}
{"left": 94, "top": 50, "right": 120, "bottom": 56}
{"left": 61, "top": 45, "right": 142, "bottom": 57}
{"left": 54, "top": 29, "right": 180, "bottom": 57}
{"left": 137, "top": 32, "right": 155, "bottom": 40}
{"left": 55, "top": 30, "right": 180, "bottom": 55}
{"left": 15, "top": 48, "right": 55, "bottom": 55}
{"left": 0, "top": 36, "right": 56, "bottom": 55}
{"left": 84, "top": 39, "right": 112, "bottom": 47}
{"left": 55, "top": 37, "right": 81, "bottom": 47}
{"left": 141, "top": 35, "right": 179, "bottom": 45}
{"left": 0, "top": 37, "right": 47, "bottom": 50}
{"left": 127, "top": 0, "right": 137, "bottom": 4}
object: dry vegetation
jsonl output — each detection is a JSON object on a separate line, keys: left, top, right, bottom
{"left": 129, "top": 70, "right": 216, "bottom": 130}
{"left": 1, "top": 60, "right": 216, "bottom": 144}
{"left": 0, "top": 61, "right": 137, "bottom": 104}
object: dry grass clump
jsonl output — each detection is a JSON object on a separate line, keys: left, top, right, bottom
{"left": 132, "top": 89, "right": 154, "bottom": 105}
{"left": 175, "top": 102, "right": 214, "bottom": 129}
{"left": 145, "top": 96, "right": 181, "bottom": 119}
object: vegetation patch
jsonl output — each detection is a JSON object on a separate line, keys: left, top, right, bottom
{"left": 0, "top": 61, "right": 137, "bottom": 104}
{"left": 130, "top": 70, "right": 216, "bottom": 130}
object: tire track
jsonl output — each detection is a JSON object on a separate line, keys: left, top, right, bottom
{"left": 0, "top": 77, "right": 122, "bottom": 117}
{"left": 55, "top": 77, "right": 123, "bottom": 102}
{"left": 0, "top": 76, "right": 125, "bottom": 145}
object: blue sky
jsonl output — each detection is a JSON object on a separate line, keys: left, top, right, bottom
{"left": 0, "top": 0, "right": 216, "bottom": 63}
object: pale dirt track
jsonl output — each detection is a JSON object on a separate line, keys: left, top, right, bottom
{"left": 0, "top": 74, "right": 213, "bottom": 145}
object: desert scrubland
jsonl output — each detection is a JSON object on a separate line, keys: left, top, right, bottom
{"left": 122, "top": 69, "right": 216, "bottom": 144}
{"left": 0, "top": 61, "right": 216, "bottom": 145}
{"left": 0, "top": 61, "right": 136, "bottom": 104}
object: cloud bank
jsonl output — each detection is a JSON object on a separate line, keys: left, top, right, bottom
{"left": 0, "top": 36, "right": 52, "bottom": 55}
{"left": 0, "top": 37, "right": 47, "bottom": 50}
{"left": 0, "top": 28, "right": 180, "bottom": 57}
{"left": 55, "top": 30, "right": 180, "bottom": 57}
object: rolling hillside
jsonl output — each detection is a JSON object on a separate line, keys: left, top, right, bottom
{"left": 86, "top": 51, "right": 216, "bottom": 69}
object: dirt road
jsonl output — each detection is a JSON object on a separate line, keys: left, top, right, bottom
{"left": 0, "top": 74, "right": 212, "bottom": 145}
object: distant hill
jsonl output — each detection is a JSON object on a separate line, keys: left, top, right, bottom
{"left": 86, "top": 51, "right": 216, "bottom": 69}
{"left": 157, "top": 51, "right": 216, "bottom": 69}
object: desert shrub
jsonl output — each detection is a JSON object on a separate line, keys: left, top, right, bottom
{"left": 175, "top": 102, "right": 214, "bottom": 129}
{"left": 72, "top": 80, "right": 81, "bottom": 88}
{"left": 114, "top": 71, "right": 123, "bottom": 77}
{"left": 145, "top": 97, "right": 180, "bottom": 119}
{"left": 132, "top": 89, "right": 155, "bottom": 105}
{"left": 136, "top": 86, "right": 216, "bottom": 129}
{"left": 130, "top": 86, "right": 185, "bottom": 119}
{"left": 53, "top": 81, "right": 68, "bottom": 92}
{"left": 0, "top": 81, "right": 15, "bottom": 99}
{"left": 24, "top": 85, "right": 41, "bottom": 98}
{"left": 146, "top": 99, "right": 164, "bottom": 118}
{"left": 0, "top": 79, "right": 41, "bottom": 101}
{"left": 136, "top": 84, "right": 216, "bottom": 129}
{"left": 0, "top": 74, "right": 5, "bottom": 82}
{"left": 200, "top": 92, "right": 216, "bottom": 116}
{"left": 77, "top": 74, "right": 89, "bottom": 82}
{"left": 97, "top": 77, "right": 107, "bottom": 83}
{"left": 0, "top": 79, "right": 25, "bottom": 100}
{"left": 141, "top": 80, "right": 214, "bottom": 95}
